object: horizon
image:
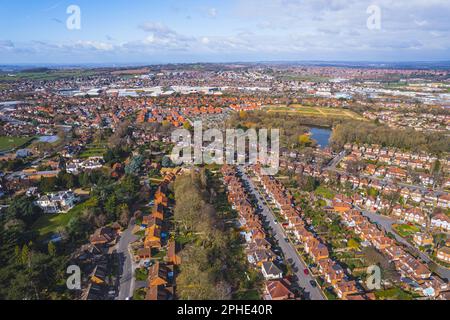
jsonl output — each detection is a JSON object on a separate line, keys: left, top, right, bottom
{"left": 3, "top": 60, "right": 450, "bottom": 70}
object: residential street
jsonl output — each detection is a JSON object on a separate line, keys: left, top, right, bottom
{"left": 324, "top": 151, "right": 347, "bottom": 170}
{"left": 359, "top": 209, "right": 450, "bottom": 281}
{"left": 238, "top": 167, "right": 326, "bottom": 300}
{"left": 116, "top": 218, "right": 138, "bottom": 300}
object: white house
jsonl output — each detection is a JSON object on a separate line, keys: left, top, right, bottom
{"left": 35, "top": 190, "right": 79, "bottom": 214}
{"left": 430, "top": 214, "right": 450, "bottom": 232}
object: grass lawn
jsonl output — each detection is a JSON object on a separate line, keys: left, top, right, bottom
{"left": 134, "top": 230, "right": 145, "bottom": 239}
{"left": 132, "top": 288, "right": 146, "bottom": 300}
{"left": 375, "top": 287, "right": 414, "bottom": 300}
{"left": 135, "top": 268, "right": 149, "bottom": 281}
{"left": 0, "top": 136, "right": 34, "bottom": 151}
{"left": 233, "top": 289, "right": 261, "bottom": 300}
{"left": 315, "top": 186, "right": 336, "bottom": 199}
{"left": 79, "top": 142, "right": 107, "bottom": 158}
{"left": 152, "top": 249, "right": 167, "bottom": 260}
{"left": 263, "top": 105, "right": 365, "bottom": 120}
{"left": 393, "top": 224, "right": 420, "bottom": 238}
{"left": 31, "top": 197, "right": 97, "bottom": 239}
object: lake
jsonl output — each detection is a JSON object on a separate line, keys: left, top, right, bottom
{"left": 309, "top": 127, "right": 332, "bottom": 148}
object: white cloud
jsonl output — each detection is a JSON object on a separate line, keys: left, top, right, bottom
{"left": 208, "top": 8, "right": 217, "bottom": 18}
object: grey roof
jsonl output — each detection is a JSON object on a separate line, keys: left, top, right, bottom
{"left": 262, "top": 261, "right": 282, "bottom": 276}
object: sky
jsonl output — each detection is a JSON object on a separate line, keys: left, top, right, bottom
{"left": 1, "top": 0, "right": 450, "bottom": 64}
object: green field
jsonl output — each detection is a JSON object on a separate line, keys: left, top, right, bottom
{"left": 263, "top": 105, "right": 365, "bottom": 120}
{"left": 0, "top": 69, "right": 100, "bottom": 82}
{"left": 79, "top": 142, "right": 108, "bottom": 158}
{"left": 0, "top": 136, "right": 34, "bottom": 151}
{"left": 32, "top": 197, "right": 96, "bottom": 239}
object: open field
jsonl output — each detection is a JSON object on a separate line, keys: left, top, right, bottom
{"left": 262, "top": 104, "right": 365, "bottom": 120}
{"left": 79, "top": 142, "right": 108, "bottom": 158}
{"left": 0, "top": 136, "right": 34, "bottom": 151}
{"left": 0, "top": 69, "right": 100, "bottom": 82}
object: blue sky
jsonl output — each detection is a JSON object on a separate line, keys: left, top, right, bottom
{"left": 1, "top": 0, "right": 450, "bottom": 64}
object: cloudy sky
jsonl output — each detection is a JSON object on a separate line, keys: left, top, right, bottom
{"left": 1, "top": 0, "right": 450, "bottom": 64}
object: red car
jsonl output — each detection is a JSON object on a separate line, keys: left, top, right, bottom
{"left": 303, "top": 269, "right": 309, "bottom": 275}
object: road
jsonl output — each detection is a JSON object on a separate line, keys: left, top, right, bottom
{"left": 238, "top": 167, "right": 326, "bottom": 300}
{"left": 324, "top": 151, "right": 346, "bottom": 170}
{"left": 357, "top": 207, "right": 450, "bottom": 281}
{"left": 116, "top": 218, "right": 138, "bottom": 300}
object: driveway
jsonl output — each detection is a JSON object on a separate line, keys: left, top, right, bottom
{"left": 239, "top": 167, "right": 326, "bottom": 300}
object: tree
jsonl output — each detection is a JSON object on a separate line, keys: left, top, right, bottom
{"left": 109, "top": 121, "right": 131, "bottom": 148}
{"left": 47, "top": 242, "right": 57, "bottom": 257}
{"left": 119, "top": 204, "right": 130, "bottom": 227}
{"left": 6, "top": 196, "right": 42, "bottom": 227}
{"left": 298, "top": 134, "right": 312, "bottom": 147}
{"left": 14, "top": 245, "right": 21, "bottom": 263}
{"left": 348, "top": 239, "right": 360, "bottom": 251}
{"left": 125, "top": 155, "right": 144, "bottom": 175}
{"left": 183, "top": 121, "right": 192, "bottom": 130}
{"left": 57, "top": 171, "right": 77, "bottom": 189}
{"left": 105, "top": 195, "right": 117, "bottom": 220}
{"left": 94, "top": 214, "right": 107, "bottom": 228}
{"left": 297, "top": 175, "right": 318, "bottom": 192}
{"left": 239, "top": 110, "right": 248, "bottom": 119}
{"left": 21, "top": 245, "right": 30, "bottom": 266}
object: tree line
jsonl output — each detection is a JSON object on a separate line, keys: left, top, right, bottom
{"left": 173, "top": 170, "right": 252, "bottom": 300}
{"left": 330, "top": 121, "right": 450, "bottom": 155}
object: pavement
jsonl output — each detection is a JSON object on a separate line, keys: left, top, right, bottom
{"left": 116, "top": 218, "right": 138, "bottom": 300}
{"left": 238, "top": 166, "right": 326, "bottom": 300}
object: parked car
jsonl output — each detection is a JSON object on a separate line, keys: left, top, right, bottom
{"left": 303, "top": 269, "right": 309, "bottom": 275}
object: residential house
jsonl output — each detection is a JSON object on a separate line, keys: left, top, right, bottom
{"left": 261, "top": 262, "right": 283, "bottom": 280}
{"left": 436, "top": 247, "right": 450, "bottom": 263}
{"left": 265, "top": 280, "right": 295, "bottom": 300}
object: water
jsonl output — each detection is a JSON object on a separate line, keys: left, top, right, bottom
{"left": 309, "top": 127, "right": 331, "bottom": 148}
{"left": 38, "top": 135, "right": 59, "bottom": 143}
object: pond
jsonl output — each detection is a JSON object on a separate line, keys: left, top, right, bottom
{"left": 309, "top": 127, "right": 332, "bottom": 148}
{"left": 38, "top": 135, "right": 59, "bottom": 143}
